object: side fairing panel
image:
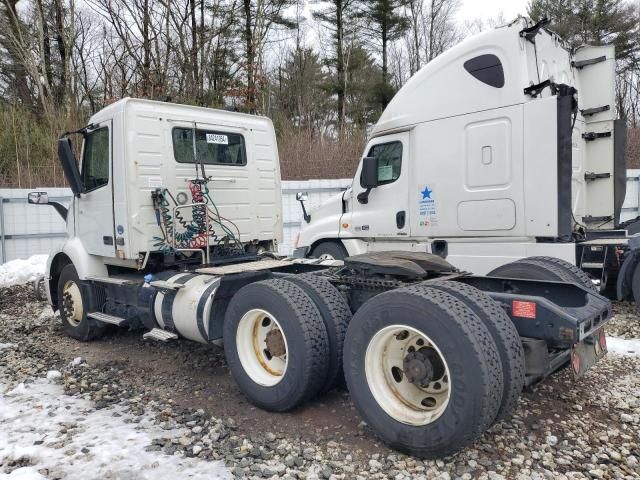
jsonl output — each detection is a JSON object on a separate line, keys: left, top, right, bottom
{"left": 409, "top": 104, "right": 525, "bottom": 238}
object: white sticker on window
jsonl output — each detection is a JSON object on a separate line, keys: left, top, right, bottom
{"left": 148, "top": 176, "right": 162, "bottom": 188}
{"left": 206, "top": 133, "right": 228, "bottom": 145}
{"left": 378, "top": 165, "right": 393, "bottom": 182}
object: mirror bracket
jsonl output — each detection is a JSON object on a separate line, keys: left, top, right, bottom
{"left": 28, "top": 191, "right": 68, "bottom": 220}
{"left": 296, "top": 192, "right": 311, "bottom": 223}
{"left": 357, "top": 188, "right": 371, "bottom": 204}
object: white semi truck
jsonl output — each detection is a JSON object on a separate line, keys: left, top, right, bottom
{"left": 31, "top": 48, "right": 612, "bottom": 458}
{"left": 295, "top": 17, "right": 640, "bottom": 302}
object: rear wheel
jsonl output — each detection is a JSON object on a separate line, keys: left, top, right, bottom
{"left": 286, "top": 273, "right": 351, "bottom": 391}
{"left": 518, "top": 256, "right": 596, "bottom": 291}
{"left": 223, "top": 279, "right": 330, "bottom": 411}
{"left": 309, "top": 241, "right": 347, "bottom": 261}
{"left": 426, "top": 281, "right": 524, "bottom": 423}
{"left": 343, "top": 285, "right": 503, "bottom": 458}
{"left": 489, "top": 257, "right": 596, "bottom": 291}
{"left": 57, "top": 264, "right": 106, "bottom": 341}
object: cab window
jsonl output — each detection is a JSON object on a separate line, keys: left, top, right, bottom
{"left": 173, "top": 127, "right": 247, "bottom": 166}
{"left": 362, "top": 141, "right": 402, "bottom": 187}
{"left": 81, "top": 127, "right": 110, "bottom": 192}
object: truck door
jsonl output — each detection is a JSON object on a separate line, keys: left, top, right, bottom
{"left": 77, "top": 121, "right": 116, "bottom": 256}
{"left": 343, "top": 132, "right": 410, "bottom": 238}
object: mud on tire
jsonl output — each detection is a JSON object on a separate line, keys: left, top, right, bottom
{"left": 343, "top": 284, "right": 504, "bottom": 458}
{"left": 223, "top": 279, "right": 330, "bottom": 412}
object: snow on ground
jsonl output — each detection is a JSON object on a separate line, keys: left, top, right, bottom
{"left": 0, "top": 375, "right": 231, "bottom": 479}
{"left": 607, "top": 336, "right": 640, "bottom": 357}
{"left": 0, "top": 256, "right": 48, "bottom": 289}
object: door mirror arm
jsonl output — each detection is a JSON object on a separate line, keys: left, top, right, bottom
{"left": 357, "top": 188, "right": 371, "bottom": 204}
{"left": 28, "top": 191, "right": 68, "bottom": 220}
{"left": 296, "top": 192, "right": 311, "bottom": 223}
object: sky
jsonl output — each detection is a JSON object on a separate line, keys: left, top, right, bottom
{"left": 456, "top": 0, "right": 530, "bottom": 25}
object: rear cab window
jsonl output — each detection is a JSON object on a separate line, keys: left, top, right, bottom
{"left": 172, "top": 127, "right": 247, "bottom": 166}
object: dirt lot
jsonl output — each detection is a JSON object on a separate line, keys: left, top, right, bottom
{"left": 1, "top": 285, "right": 639, "bottom": 479}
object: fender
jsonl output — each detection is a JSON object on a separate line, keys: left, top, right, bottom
{"left": 46, "top": 237, "right": 108, "bottom": 309}
{"left": 341, "top": 238, "right": 369, "bottom": 257}
{"left": 617, "top": 234, "right": 640, "bottom": 301}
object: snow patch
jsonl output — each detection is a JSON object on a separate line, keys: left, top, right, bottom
{"left": 0, "top": 255, "right": 48, "bottom": 289}
{"left": 607, "top": 336, "right": 640, "bottom": 357}
{"left": 45, "top": 370, "right": 62, "bottom": 382}
{"left": 0, "top": 376, "right": 231, "bottom": 479}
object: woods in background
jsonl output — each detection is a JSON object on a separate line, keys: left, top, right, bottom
{"left": 0, "top": 0, "right": 639, "bottom": 187}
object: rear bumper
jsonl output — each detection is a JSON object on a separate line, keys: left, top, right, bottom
{"left": 462, "top": 276, "right": 613, "bottom": 349}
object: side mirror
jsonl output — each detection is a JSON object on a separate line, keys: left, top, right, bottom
{"left": 58, "top": 137, "right": 84, "bottom": 196}
{"left": 28, "top": 192, "right": 49, "bottom": 204}
{"left": 360, "top": 156, "right": 379, "bottom": 189}
{"left": 27, "top": 190, "right": 68, "bottom": 220}
{"left": 296, "top": 191, "right": 311, "bottom": 223}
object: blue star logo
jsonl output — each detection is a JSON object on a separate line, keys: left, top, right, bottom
{"left": 421, "top": 186, "right": 432, "bottom": 199}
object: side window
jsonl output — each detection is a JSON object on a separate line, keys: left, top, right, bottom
{"left": 361, "top": 141, "right": 403, "bottom": 187}
{"left": 173, "top": 128, "right": 247, "bottom": 166}
{"left": 464, "top": 54, "right": 505, "bottom": 88}
{"left": 81, "top": 127, "right": 110, "bottom": 191}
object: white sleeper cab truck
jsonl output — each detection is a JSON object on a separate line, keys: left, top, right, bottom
{"left": 295, "top": 17, "right": 640, "bottom": 302}
{"left": 31, "top": 96, "right": 613, "bottom": 458}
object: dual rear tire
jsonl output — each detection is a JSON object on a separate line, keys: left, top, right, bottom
{"left": 225, "top": 275, "right": 525, "bottom": 458}
{"left": 343, "top": 283, "right": 518, "bottom": 458}
{"left": 223, "top": 275, "right": 351, "bottom": 412}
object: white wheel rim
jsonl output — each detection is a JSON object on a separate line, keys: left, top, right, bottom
{"left": 62, "top": 280, "right": 84, "bottom": 327}
{"left": 319, "top": 253, "right": 335, "bottom": 260}
{"left": 236, "top": 309, "right": 289, "bottom": 387}
{"left": 365, "top": 325, "right": 451, "bottom": 426}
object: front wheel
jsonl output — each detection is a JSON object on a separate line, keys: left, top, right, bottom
{"left": 309, "top": 241, "right": 347, "bottom": 261}
{"left": 343, "top": 285, "right": 503, "bottom": 458}
{"left": 57, "top": 264, "right": 106, "bottom": 341}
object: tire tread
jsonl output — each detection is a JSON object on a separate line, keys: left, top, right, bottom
{"left": 426, "top": 280, "right": 525, "bottom": 423}
{"left": 287, "top": 273, "right": 351, "bottom": 391}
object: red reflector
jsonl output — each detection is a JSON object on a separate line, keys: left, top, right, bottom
{"left": 572, "top": 350, "right": 580, "bottom": 374}
{"left": 599, "top": 331, "right": 607, "bottom": 350}
{"left": 512, "top": 300, "right": 536, "bottom": 319}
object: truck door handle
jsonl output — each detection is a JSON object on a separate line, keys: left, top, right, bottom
{"left": 396, "top": 211, "right": 406, "bottom": 229}
{"left": 103, "top": 236, "right": 114, "bottom": 245}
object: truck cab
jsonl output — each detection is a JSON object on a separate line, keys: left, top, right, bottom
{"left": 31, "top": 98, "right": 282, "bottom": 307}
{"left": 296, "top": 17, "right": 630, "bottom": 294}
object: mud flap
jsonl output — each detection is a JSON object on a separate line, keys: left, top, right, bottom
{"left": 571, "top": 328, "right": 607, "bottom": 379}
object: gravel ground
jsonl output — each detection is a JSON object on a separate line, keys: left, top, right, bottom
{"left": 1, "top": 284, "right": 639, "bottom": 480}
